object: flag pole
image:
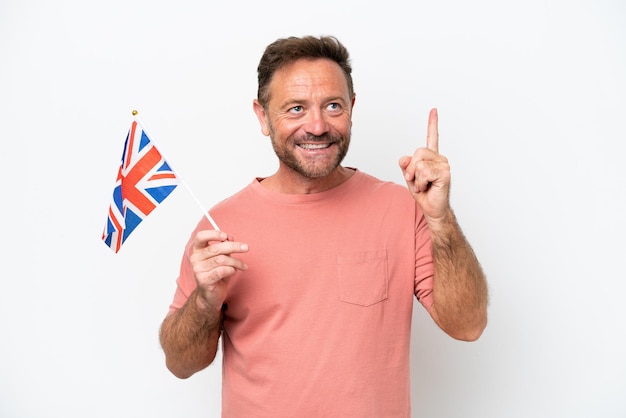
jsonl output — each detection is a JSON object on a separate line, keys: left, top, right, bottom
{"left": 131, "top": 110, "right": 221, "bottom": 231}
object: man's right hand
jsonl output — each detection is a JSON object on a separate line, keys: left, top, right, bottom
{"left": 190, "top": 230, "right": 249, "bottom": 311}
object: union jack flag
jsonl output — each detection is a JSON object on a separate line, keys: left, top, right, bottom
{"left": 102, "top": 120, "right": 180, "bottom": 253}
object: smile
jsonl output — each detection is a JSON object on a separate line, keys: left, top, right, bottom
{"left": 297, "top": 143, "right": 332, "bottom": 150}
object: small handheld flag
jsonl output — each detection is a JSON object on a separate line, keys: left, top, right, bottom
{"left": 102, "top": 111, "right": 221, "bottom": 253}
{"left": 102, "top": 118, "right": 180, "bottom": 252}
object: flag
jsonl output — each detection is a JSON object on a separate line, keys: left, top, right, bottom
{"left": 102, "top": 120, "right": 180, "bottom": 253}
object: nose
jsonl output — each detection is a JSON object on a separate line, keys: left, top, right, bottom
{"left": 304, "top": 108, "right": 329, "bottom": 137}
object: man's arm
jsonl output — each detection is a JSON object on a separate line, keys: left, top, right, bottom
{"left": 426, "top": 208, "right": 488, "bottom": 341}
{"left": 159, "top": 230, "right": 249, "bottom": 378}
{"left": 159, "top": 290, "right": 223, "bottom": 379}
{"left": 399, "top": 108, "right": 488, "bottom": 341}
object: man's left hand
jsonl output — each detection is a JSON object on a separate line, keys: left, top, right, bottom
{"left": 398, "top": 108, "right": 451, "bottom": 224}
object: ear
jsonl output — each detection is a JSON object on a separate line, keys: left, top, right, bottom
{"left": 252, "top": 99, "right": 271, "bottom": 136}
{"left": 349, "top": 94, "right": 356, "bottom": 128}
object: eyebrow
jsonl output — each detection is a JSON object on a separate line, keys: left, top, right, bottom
{"left": 277, "top": 96, "right": 348, "bottom": 110}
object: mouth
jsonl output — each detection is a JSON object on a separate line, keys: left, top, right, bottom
{"left": 297, "top": 143, "right": 333, "bottom": 150}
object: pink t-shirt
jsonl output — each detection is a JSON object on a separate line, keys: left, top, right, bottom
{"left": 169, "top": 170, "right": 434, "bottom": 417}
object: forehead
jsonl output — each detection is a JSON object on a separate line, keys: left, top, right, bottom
{"left": 269, "top": 58, "right": 350, "bottom": 100}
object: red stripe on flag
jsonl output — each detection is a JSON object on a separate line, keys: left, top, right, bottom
{"left": 107, "top": 206, "right": 124, "bottom": 252}
{"left": 121, "top": 146, "right": 162, "bottom": 215}
{"left": 125, "top": 121, "right": 138, "bottom": 171}
{"left": 149, "top": 172, "right": 177, "bottom": 180}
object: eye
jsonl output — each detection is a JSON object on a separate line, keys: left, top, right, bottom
{"left": 327, "top": 103, "right": 341, "bottom": 112}
{"left": 289, "top": 105, "right": 303, "bottom": 114}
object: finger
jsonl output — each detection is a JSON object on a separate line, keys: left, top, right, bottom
{"left": 401, "top": 149, "right": 432, "bottom": 182}
{"left": 208, "top": 239, "right": 249, "bottom": 257}
{"left": 427, "top": 108, "right": 439, "bottom": 153}
{"left": 398, "top": 155, "right": 411, "bottom": 170}
{"left": 192, "top": 240, "right": 249, "bottom": 279}
{"left": 400, "top": 155, "right": 416, "bottom": 182}
{"left": 203, "top": 253, "right": 248, "bottom": 275}
{"left": 193, "top": 229, "right": 228, "bottom": 250}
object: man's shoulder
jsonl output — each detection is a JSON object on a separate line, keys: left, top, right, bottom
{"left": 353, "top": 169, "right": 411, "bottom": 197}
{"left": 212, "top": 180, "right": 258, "bottom": 210}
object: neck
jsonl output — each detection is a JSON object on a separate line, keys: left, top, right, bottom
{"left": 260, "top": 166, "right": 355, "bottom": 194}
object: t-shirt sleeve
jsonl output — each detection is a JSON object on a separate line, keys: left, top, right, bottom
{"left": 414, "top": 206, "right": 434, "bottom": 312}
{"left": 167, "top": 219, "right": 210, "bottom": 315}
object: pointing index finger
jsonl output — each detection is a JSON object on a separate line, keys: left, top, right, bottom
{"left": 427, "top": 107, "right": 439, "bottom": 153}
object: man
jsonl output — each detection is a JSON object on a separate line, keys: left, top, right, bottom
{"left": 160, "top": 35, "right": 488, "bottom": 417}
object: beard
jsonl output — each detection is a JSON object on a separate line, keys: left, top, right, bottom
{"left": 270, "top": 131, "right": 351, "bottom": 179}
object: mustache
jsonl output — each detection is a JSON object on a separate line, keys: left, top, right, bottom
{"left": 293, "top": 133, "right": 343, "bottom": 143}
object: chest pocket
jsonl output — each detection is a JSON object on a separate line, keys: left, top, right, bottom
{"left": 337, "top": 249, "right": 389, "bottom": 307}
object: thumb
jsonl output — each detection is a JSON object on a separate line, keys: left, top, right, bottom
{"left": 398, "top": 156, "right": 411, "bottom": 169}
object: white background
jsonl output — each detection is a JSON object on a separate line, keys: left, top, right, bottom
{"left": 1, "top": 0, "right": 625, "bottom": 417}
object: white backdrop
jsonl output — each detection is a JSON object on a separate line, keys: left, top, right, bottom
{"left": 1, "top": 0, "right": 625, "bottom": 417}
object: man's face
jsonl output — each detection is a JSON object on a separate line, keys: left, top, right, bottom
{"left": 254, "top": 58, "right": 354, "bottom": 180}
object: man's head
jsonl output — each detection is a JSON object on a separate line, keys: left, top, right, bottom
{"left": 256, "top": 36, "right": 354, "bottom": 109}
{"left": 253, "top": 36, "right": 356, "bottom": 186}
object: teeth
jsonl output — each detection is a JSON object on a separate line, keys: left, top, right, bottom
{"left": 299, "top": 143, "right": 330, "bottom": 150}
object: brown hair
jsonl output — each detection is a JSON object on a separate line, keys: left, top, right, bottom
{"left": 256, "top": 35, "right": 354, "bottom": 108}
